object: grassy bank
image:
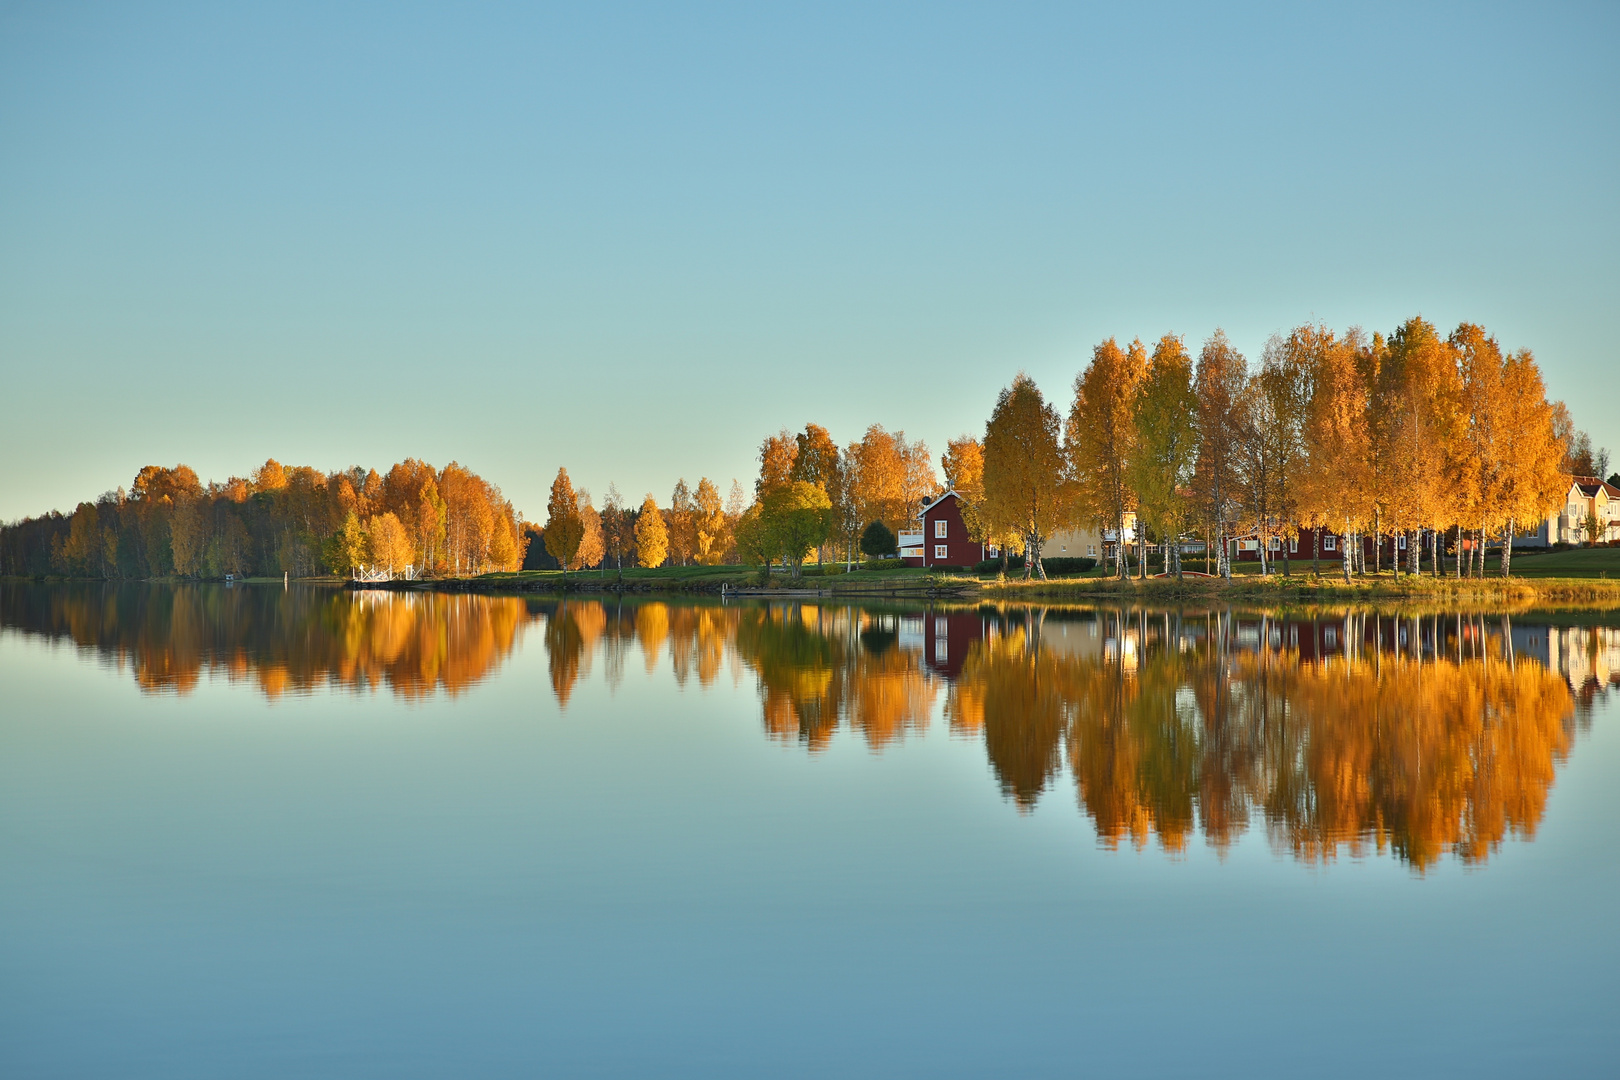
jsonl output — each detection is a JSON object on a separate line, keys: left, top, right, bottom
{"left": 464, "top": 563, "right": 971, "bottom": 595}
{"left": 983, "top": 568, "right": 1620, "bottom": 604}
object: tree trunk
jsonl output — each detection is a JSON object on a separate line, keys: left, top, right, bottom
{"left": 1312, "top": 525, "right": 1320, "bottom": 576}
{"left": 1342, "top": 517, "right": 1352, "bottom": 584}
{"left": 1174, "top": 532, "right": 1183, "bottom": 582}
{"left": 1034, "top": 534, "right": 1047, "bottom": 580}
{"left": 1373, "top": 509, "right": 1381, "bottom": 575}
{"left": 1282, "top": 527, "right": 1291, "bottom": 576}
{"left": 1502, "top": 519, "right": 1514, "bottom": 577}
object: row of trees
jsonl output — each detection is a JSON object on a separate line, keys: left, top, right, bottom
{"left": 0, "top": 458, "right": 526, "bottom": 579}
{"left": 954, "top": 317, "right": 1609, "bottom": 581}
{"left": 535, "top": 423, "right": 938, "bottom": 578}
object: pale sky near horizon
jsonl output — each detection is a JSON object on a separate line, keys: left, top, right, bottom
{"left": 3, "top": 2, "right": 1616, "bottom": 523}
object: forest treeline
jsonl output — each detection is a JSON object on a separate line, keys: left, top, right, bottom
{"left": 537, "top": 315, "right": 1612, "bottom": 582}
{"left": 0, "top": 458, "right": 526, "bottom": 579}
{"left": 966, "top": 316, "right": 1610, "bottom": 580}
{"left": 5, "top": 315, "right": 1611, "bottom": 582}
{"left": 532, "top": 422, "right": 935, "bottom": 577}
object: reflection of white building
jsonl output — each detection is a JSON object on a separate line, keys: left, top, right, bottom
{"left": 1514, "top": 624, "right": 1620, "bottom": 693}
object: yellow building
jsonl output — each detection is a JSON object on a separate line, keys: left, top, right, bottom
{"left": 1520, "top": 476, "right": 1620, "bottom": 546}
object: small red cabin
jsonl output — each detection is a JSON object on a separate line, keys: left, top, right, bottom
{"left": 900, "top": 491, "right": 991, "bottom": 569}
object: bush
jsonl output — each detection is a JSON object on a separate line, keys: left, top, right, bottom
{"left": 860, "top": 521, "right": 898, "bottom": 558}
{"left": 799, "top": 563, "right": 849, "bottom": 577}
{"left": 974, "top": 555, "right": 1095, "bottom": 576}
{"left": 862, "top": 557, "right": 905, "bottom": 571}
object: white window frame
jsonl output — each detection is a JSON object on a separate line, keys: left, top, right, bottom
{"left": 934, "top": 544, "right": 948, "bottom": 560}
{"left": 934, "top": 519, "right": 948, "bottom": 539}
{"left": 1088, "top": 545, "right": 1097, "bottom": 556}
{"left": 1324, "top": 535, "right": 1337, "bottom": 552}
{"left": 1397, "top": 534, "right": 1407, "bottom": 550}
{"left": 1288, "top": 536, "right": 1299, "bottom": 553}
{"left": 1268, "top": 536, "right": 1281, "bottom": 551}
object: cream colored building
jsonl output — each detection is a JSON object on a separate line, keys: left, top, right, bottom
{"left": 1045, "top": 514, "right": 1135, "bottom": 561}
{"left": 1518, "top": 476, "right": 1620, "bottom": 546}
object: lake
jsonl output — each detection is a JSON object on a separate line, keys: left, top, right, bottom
{"left": 2, "top": 582, "right": 1617, "bottom": 1078}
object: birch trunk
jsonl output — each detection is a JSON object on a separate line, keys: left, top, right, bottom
{"left": 1503, "top": 519, "right": 1514, "bottom": 577}
{"left": 1342, "top": 517, "right": 1352, "bottom": 584}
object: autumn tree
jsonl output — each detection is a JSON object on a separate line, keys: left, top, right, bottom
{"left": 792, "top": 423, "right": 847, "bottom": 565}
{"left": 941, "top": 435, "right": 1007, "bottom": 556}
{"left": 1127, "top": 335, "right": 1199, "bottom": 580}
{"left": 1299, "top": 328, "right": 1374, "bottom": 583}
{"left": 1193, "top": 330, "right": 1248, "bottom": 579}
{"left": 1371, "top": 317, "right": 1460, "bottom": 576}
{"left": 667, "top": 479, "right": 697, "bottom": 566}
{"left": 1069, "top": 339, "right": 1146, "bottom": 579}
{"left": 845, "top": 424, "right": 933, "bottom": 535}
{"left": 367, "top": 512, "right": 414, "bottom": 574}
{"left": 984, "top": 373, "right": 1066, "bottom": 579}
{"left": 575, "top": 492, "right": 604, "bottom": 571}
{"left": 1245, "top": 328, "right": 1314, "bottom": 574}
{"left": 635, "top": 494, "right": 668, "bottom": 568}
{"left": 601, "top": 484, "right": 632, "bottom": 569}
{"left": 1494, "top": 350, "right": 1565, "bottom": 574}
{"left": 756, "top": 430, "right": 798, "bottom": 498}
{"left": 544, "top": 468, "right": 585, "bottom": 580}
{"left": 693, "top": 477, "right": 726, "bottom": 564}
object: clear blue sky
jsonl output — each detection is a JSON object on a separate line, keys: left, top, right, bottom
{"left": 3, "top": 2, "right": 1616, "bottom": 522}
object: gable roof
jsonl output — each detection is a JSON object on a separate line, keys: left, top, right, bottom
{"left": 1573, "top": 475, "right": 1608, "bottom": 498}
{"left": 919, "top": 490, "right": 963, "bottom": 514}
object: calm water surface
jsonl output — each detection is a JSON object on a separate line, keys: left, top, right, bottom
{"left": 2, "top": 582, "right": 1618, "bottom": 1077}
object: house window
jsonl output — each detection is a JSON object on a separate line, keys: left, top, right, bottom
{"left": 1088, "top": 545, "right": 1097, "bottom": 556}
{"left": 1397, "top": 534, "right": 1407, "bottom": 550}
{"left": 935, "top": 639, "right": 948, "bottom": 663}
{"left": 934, "top": 544, "right": 948, "bottom": 559}
{"left": 935, "top": 520, "right": 948, "bottom": 539}
{"left": 1324, "top": 536, "right": 1337, "bottom": 552}
{"left": 1289, "top": 537, "right": 1299, "bottom": 553}
{"left": 1269, "top": 537, "right": 1281, "bottom": 551}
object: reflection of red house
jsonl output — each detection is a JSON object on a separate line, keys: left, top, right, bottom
{"left": 900, "top": 492, "right": 991, "bottom": 569}
{"left": 922, "top": 610, "right": 985, "bottom": 678}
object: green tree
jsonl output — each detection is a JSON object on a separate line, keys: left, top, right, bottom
{"left": 1128, "top": 335, "right": 1199, "bottom": 580}
{"left": 324, "top": 511, "right": 367, "bottom": 576}
{"left": 762, "top": 481, "right": 833, "bottom": 578}
{"left": 860, "top": 520, "right": 898, "bottom": 558}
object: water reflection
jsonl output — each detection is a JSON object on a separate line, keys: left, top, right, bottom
{"left": 5, "top": 581, "right": 1616, "bottom": 869}
{"left": 0, "top": 581, "right": 527, "bottom": 699}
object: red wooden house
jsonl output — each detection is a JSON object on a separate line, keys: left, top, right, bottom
{"left": 899, "top": 492, "right": 992, "bottom": 569}
{"left": 1231, "top": 525, "right": 1404, "bottom": 564}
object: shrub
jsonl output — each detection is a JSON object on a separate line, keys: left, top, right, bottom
{"left": 862, "top": 557, "right": 905, "bottom": 571}
{"left": 975, "top": 555, "right": 1094, "bottom": 575}
{"left": 800, "top": 563, "right": 849, "bottom": 577}
{"left": 860, "top": 521, "right": 898, "bottom": 558}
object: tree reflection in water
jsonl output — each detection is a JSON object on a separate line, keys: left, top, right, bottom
{"left": 7, "top": 581, "right": 1614, "bottom": 869}
{"left": 0, "top": 581, "right": 528, "bottom": 700}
